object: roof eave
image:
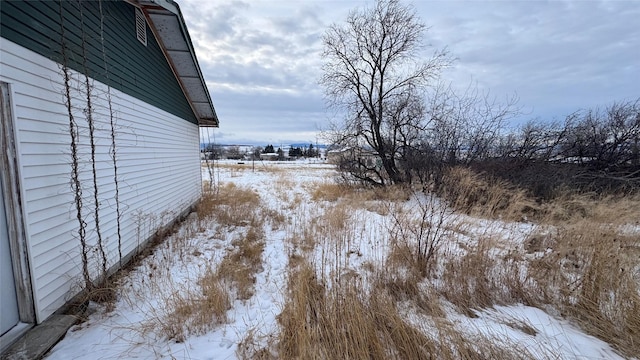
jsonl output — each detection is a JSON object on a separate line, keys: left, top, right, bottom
{"left": 135, "top": 0, "right": 219, "bottom": 128}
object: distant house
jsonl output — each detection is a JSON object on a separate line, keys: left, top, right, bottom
{"left": 260, "top": 153, "right": 279, "bottom": 161}
{"left": 0, "top": 0, "right": 217, "bottom": 351}
{"left": 327, "top": 146, "right": 379, "bottom": 167}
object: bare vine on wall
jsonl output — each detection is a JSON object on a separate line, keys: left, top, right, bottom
{"left": 77, "top": 0, "right": 108, "bottom": 278}
{"left": 59, "top": 0, "right": 92, "bottom": 291}
{"left": 98, "top": 0, "right": 124, "bottom": 267}
{"left": 59, "top": 0, "right": 127, "bottom": 291}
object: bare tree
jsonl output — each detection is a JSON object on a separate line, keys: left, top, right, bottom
{"left": 225, "top": 146, "right": 243, "bottom": 160}
{"left": 321, "top": 0, "right": 450, "bottom": 185}
{"left": 560, "top": 99, "right": 640, "bottom": 170}
{"left": 424, "top": 83, "right": 520, "bottom": 165}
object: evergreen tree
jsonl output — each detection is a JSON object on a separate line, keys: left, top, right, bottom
{"left": 289, "top": 147, "right": 303, "bottom": 158}
{"left": 308, "top": 143, "right": 315, "bottom": 158}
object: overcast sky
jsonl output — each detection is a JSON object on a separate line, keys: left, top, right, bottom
{"left": 179, "top": 0, "right": 640, "bottom": 146}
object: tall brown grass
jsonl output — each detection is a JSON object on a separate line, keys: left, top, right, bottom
{"left": 438, "top": 166, "right": 534, "bottom": 221}
{"left": 200, "top": 181, "right": 266, "bottom": 300}
{"left": 158, "top": 270, "right": 231, "bottom": 342}
{"left": 527, "top": 219, "right": 640, "bottom": 357}
{"left": 276, "top": 259, "right": 540, "bottom": 359}
{"left": 432, "top": 166, "right": 640, "bottom": 357}
{"left": 197, "top": 182, "right": 261, "bottom": 227}
{"left": 277, "top": 260, "right": 438, "bottom": 359}
{"left": 134, "top": 182, "right": 266, "bottom": 342}
{"left": 310, "top": 182, "right": 356, "bottom": 202}
{"left": 216, "top": 226, "right": 266, "bottom": 300}
{"left": 311, "top": 181, "right": 408, "bottom": 204}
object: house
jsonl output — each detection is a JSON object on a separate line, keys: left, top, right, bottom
{"left": 259, "top": 153, "right": 279, "bottom": 161}
{"left": 327, "top": 146, "right": 379, "bottom": 167}
{"left": 0, "top": 0, "right": 218, "bottom": 351}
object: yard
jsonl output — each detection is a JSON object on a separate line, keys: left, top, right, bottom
{"left": 45, "top": 160, "right": 639, "bottom": 359}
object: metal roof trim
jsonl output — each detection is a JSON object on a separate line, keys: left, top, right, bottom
{"left": 136, "top": 0, "right": 219, "bottom": 127}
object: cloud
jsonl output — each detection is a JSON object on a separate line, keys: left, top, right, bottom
{"left": 422, "top": 0, "right": 640, "bottom": 120}
{"left": 181, "top": 0, "right": 639, "bottom": 143}
{"left": 180, "top": 0, "right": 338, "bottom": 144}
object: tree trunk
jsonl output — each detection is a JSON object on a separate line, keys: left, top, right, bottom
{"left": 381, "top": 155, "right": 404, "bottom": 184}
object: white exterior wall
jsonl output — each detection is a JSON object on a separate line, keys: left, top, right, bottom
{"left": 0, "top": 38, "right": 202, "bottom": 322}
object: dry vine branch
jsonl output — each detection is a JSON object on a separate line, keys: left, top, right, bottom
{"left": 98, "top": 0, "right": 124, "bottom": 266}
{"left": 78, "top": 0, "right": 107, "bottom": 277}
{"left": 204, "top": 129, "right": 216, "bottom": 192}
{"left": 59, "top": 0, "right": 91, "bottom": 290}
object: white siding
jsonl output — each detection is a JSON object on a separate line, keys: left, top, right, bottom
{"left": 0, "top": 38, "right": 202, "bottom": 322}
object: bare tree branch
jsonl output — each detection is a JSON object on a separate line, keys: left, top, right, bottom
{"left": 321, "top": 0, "right": 451, "bottom": 185}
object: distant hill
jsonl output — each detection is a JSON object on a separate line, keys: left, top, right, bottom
{"left": 288, "top": 143, "right": 328, "bottom": 149}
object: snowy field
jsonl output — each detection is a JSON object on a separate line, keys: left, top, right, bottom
{"left": 45, "top": 160, "right": 632, "bottom": 359}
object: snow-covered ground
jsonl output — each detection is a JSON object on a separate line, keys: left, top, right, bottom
{"left": 45, "top": 160, "right": 630, "bottom": 359}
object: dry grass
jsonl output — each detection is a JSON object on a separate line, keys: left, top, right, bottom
{"left": 202, "top": 165, "right": 639, "bottom": 358}
{"left": 286, "top": 197, "right": 357, "bottom": 259}
{"left": 148, "top": 192, "right": 266, "bottom": 341}
{"left": 541, "top": 192, "right": 640, "bottom": 224}
{"left": 164, "top": 165, "right": 640, "bottom": 357}
{"left": 276, "top": 260, "right": 541, "bottom": 359}
{"left": 439, "top": 166, "right": 536, "bottom": 221}
{"left": 387, "top": 193, "right": 456, "bottom": 277}
{"left": 197, "top": 183, "right": 261, "bottom": 227}
{"left": 237, "top": 328, "right": 276, "bottom": 359}
{"left": 262, "top": 207, "right": 287, "bottom": 230}
{"left": 437, "top": 236, "right": 532, "bottom": 317}
{"left": 277, "top": 261, "right": 437, "bottom": 359}
{"left": 310, "top": 181, "right": 407, "bottom": 203}
{"left": 310, "top": 182, "right": 354, "bottom": 202}
{"left": 280, "top": 178, "right": 538, "bottom": 358}
{"left": 377, "top": 243, "right": 445, "bottom": 316}
{"left": 127, "top": 182, "right": 267, "bottom": 342}
{"left": 322, "top": 201, "right": 350, "bottom": 232}
{"left": 68, "top": 282, "right": 119, "bottom": 317}
{"left": 216, "top": 226, "right": 266, "bottom": 300}
{"left": 430, "top": 166, "right": 640, "bottom": 357}
{"left": 516, "top": 196, "right": 640, "bottom": 357}
{"left": 159, "top": 270, "right": 231, "bottom": 342}
{"left": 527, "top": 219, "right": 640, "bottom": 357}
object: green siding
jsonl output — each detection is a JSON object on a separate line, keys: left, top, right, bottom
{"left": 0, "top": 0, "right": 197, "bottom": 124}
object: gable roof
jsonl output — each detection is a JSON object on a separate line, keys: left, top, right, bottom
{"left": 136, "top": 0, "right": 219, "bottom": 127}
